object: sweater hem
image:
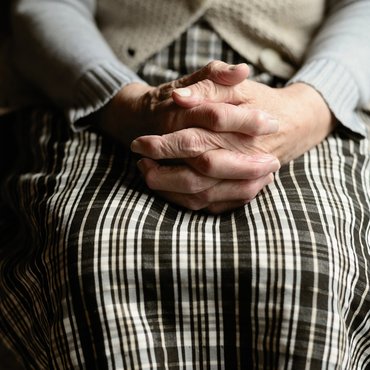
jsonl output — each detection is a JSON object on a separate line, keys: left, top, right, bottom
{"left": 67, "top": 61, "right": 145, "bottom": 131}
{"left": 288, "top": 58, "right": 367, "bottom": 137}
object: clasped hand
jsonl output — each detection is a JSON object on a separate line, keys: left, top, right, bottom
{"left": 98, "top": 61, "right": 334, "bottom": 213}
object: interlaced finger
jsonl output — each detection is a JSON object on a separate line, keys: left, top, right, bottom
{"left": 137, "top": 158, "right": 220, "bottom": 193}
{"left": 185, "top": 149, "right": 280, "bottom": 180}
{"left": 155, "top": 174, "right": 274, "bottom": 212}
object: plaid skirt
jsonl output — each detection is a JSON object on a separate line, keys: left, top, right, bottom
{"left": 1, "top": 21, "right": 370, "bottom": 369}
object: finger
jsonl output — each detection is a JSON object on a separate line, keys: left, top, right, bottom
{"left": 185, "top": 149, "right": 280, "bottom": 179}
{"left": 196, "top": 174, "right": 274, "bottom": 203}
{"left": 180, "top": 103, "right": 279, "bottom": 135}
{"left": 153, "top": 94, "right": 278, "bottom": 138}
{"left": 156, "top": 61, "right": 249, "bottom": 101}
{"left": 131, "top": 128, "right": 219, "bottom": 159}
{"left": 175, "top": 60, "right": 249, "bottom": 87}
{"left": 131, "top": 128, "right": 273, "bottom": 160}
{"left": 137, "top": 158, "right": 220, "bottom": 193}
{"left": 204, "top": 174, "right": 274, "bottom": 202}
{"left": 161, "top": 190, "right": 247, "bottom": 213}
{"left": 172, "top": 83, "right": 229, "bottom": 108}
{"left": 156, "top": 174, "right": 274, "bottom": 212}
{"left": 172, "top": 79, "right": 245, "bottom": 108}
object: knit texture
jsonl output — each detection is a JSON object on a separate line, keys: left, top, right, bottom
{"left": 98, "top": 0, "right": 325, "bottom": 78}
{"left": 206, "top": 0, "right": 325, "bottom": 76}
{"left": 97, "top": 0, "right": 211, "bottom": 71}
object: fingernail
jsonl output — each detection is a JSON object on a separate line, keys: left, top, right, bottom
{"left": 173, "top": 88, "right": 192, "bottom": 97}
{"left": 131, "top": 139, "right": 142, "bottom": 153}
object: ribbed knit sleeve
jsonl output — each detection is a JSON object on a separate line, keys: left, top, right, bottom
{"left": 288, "top": 0, "right": 370, "bottom": 137}
{"left": 11, "top": 0, "right": 144, "bottom": 130}
{"left": 67, "top": 61, "right": 143, "bottom": 127}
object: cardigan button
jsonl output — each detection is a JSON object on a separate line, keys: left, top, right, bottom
{"left": 127, "top": 48, "right": 136, "bottom": 57}
{"left": 258, "top": 48, "right": 294, "bottom": 79}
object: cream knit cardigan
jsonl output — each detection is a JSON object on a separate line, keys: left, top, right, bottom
{"left": 98, "top": 0, "right": 325, "bottom": 78}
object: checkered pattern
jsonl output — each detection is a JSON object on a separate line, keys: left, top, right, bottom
{"left": 1, "top": 21, "right": 370, "bottom": 369}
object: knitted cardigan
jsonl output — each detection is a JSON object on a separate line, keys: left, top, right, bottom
{"left": 2, "top": 0, "right": 370, "bottom": 136}
{"left": 97, "top": 0, "right": 325, "bottom": 77}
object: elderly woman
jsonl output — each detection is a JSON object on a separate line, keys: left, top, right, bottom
{"left": 0, "top": 0, "right": 370, "bottom": 368}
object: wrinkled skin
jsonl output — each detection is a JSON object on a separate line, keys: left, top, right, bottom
{"left": 97, "top": 61, "right": 335, "bottom": 213}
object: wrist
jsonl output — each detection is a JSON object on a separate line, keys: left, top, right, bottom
{"left": 284, "top": 83, "right": 334, "bottom": 125}
{"left": 97, "top": 82, "right": 154, "bottom": 146}
{"left": 270, "top": 83, "right": 337, "bottom": 164}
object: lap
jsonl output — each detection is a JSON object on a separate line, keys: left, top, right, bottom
{"left": 1, "top": 109, "right": 370, "bottom": 369}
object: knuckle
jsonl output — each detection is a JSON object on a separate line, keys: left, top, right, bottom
{"left": 182, "top": 175, "right": 206, "bottom": 194}
{"left": 207, "top": 105, "right": 226, "bottom": 131}
{"left": 182, "top": 182, "right": 216, "bottom": 206}
{"left": 177, "top": 131, "right": 204, "bottom": 157}
{"left": 194, "top": 152, "right": 214, "bottom": 176}
{"left": 174, "top": 74, "right": 189, "bottom": 88}
{"left": 248, "top": 165, "right": 264, "bottom": 179}
{"left": 205, "top": 60, "right": 223, "bottom": 76}
{"left": 145, "top": 168, "right": 159, "bottom": 190}
{"left": 203, "top": 60, "right": 233, "bottom": 84}
{"left": 196, "top": 188, "right": 213, "bottom": 204}
{"left": 187, "top": 203, "right": 203, "bottom": 211}
{"left": 144, "top": 138, "right": 163, "bottom": 159}
{"left": 204, "top": 60, "right": 217, "bottom": 75}
{"left": 140, "top": 90, "right": 156, "bottom": 118}
{"left": 193, "top": 79, "right": 216, "bottom": 98}
{"left": 205, "top": 203, "right": 226, "bottom": 215}
{"left": 185, "top": 195, "right": 208, "bottom": 211}
{"left": 248, "top": 110, "right": 268, "bottom": 135}
{"left": 158, "top": 81, "right": 177, "bottom": 100}
{"left": 240, "top": 181, "right": 260, "bottom": 199}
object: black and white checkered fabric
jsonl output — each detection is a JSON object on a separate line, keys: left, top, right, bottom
{"left": 1, "top": 21, "right": 370, "bottom": 369}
